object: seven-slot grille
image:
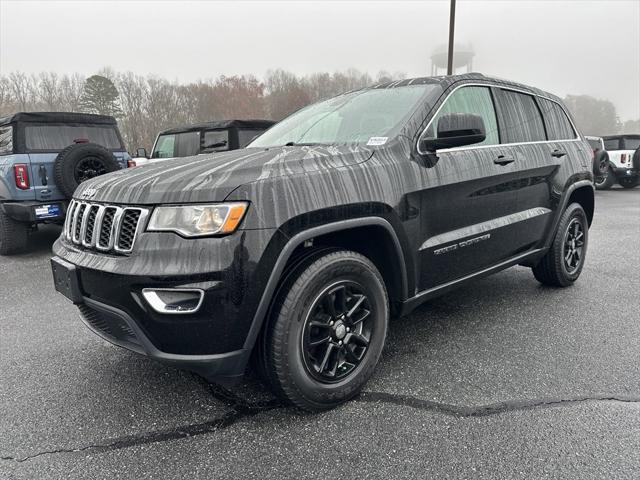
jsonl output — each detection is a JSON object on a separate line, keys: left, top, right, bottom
{"left": 64, "top": 200, "right": 148, "bottom": 254}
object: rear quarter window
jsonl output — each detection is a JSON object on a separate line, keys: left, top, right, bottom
{"left": 0, "top": 126, "right": 13, "bottom": 155}
{"left": 538, "top": 98, "right": 576, "bottom": 141}
{"left": 25, "top": 125, "right": 122, "bottom": 150}
{"left": 496, "top": 89, "right": 546, "bottom": 143}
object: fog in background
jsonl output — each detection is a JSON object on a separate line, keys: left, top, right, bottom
{"left": 1, "top": 0, "right": 639, "bottom": 148}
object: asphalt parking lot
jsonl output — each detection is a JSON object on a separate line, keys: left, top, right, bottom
{"left": 1, "top": 187, "right": 639, "bottom": 479}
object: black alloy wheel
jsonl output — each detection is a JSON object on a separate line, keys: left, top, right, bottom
{"left": 262, "top": 250, "right": 389, "bottom": 411}
{"left": 562, "top": 218, "right": 585, "bottom": 275}
{"left": 301, "top": 281, "right": 373, "bottom": 383}
{"left": 532, "top": 202, "right": 588, "bottom": 287}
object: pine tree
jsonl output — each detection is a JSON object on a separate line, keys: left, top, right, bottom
{"left": 79, "top": 75, "right": 123, "bottom": 117}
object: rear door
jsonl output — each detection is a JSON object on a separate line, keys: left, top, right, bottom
{"left": 417, "top": 85, "right": 534, "bottom": 289}
{"left": 491, "top": 88, "right": 559, "bottom": 250}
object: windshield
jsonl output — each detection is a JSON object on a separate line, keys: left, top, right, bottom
{"left": 249, "top": 85, "right": 437, "bottom": 148}
{"left": 152, "top": 131, "right": 201, "bottom": 158}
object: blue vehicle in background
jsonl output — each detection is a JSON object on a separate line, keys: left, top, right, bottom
{"left": 0, "top": 112, "right": 129, "bottom": 254}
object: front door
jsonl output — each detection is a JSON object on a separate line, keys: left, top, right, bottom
{"left": 417, "top": 84, "right": 548, "bottom": 290}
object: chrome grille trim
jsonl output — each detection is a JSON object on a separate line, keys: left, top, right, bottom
{"left": 65, "top": 200, "right": 149, "bottom": 254}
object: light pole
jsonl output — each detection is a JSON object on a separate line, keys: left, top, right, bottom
{"left": 447, "top": 0, "right": 456, "bottom": 75}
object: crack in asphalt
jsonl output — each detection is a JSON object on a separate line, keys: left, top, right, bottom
{"left": 358, "top": 391, "right": 640, "bottom": 417}
{"left": 3, "top": 389, "right": 639, "bottom": 463}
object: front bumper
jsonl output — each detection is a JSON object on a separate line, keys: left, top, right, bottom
{"left": 51, "top": 226, "right": 287, "bottom": 381}
{"left": 78, "top": 297, "right": 251, "bottom": 380}
{"left": 612, "top": 167, "right": 638, "bottom": 179}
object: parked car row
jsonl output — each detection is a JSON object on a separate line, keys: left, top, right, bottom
{"left": 0, "top": 114, "right": 274, "bottom": 254}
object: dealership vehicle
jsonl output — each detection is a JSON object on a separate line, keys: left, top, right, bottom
{"left": 0, "top": 112, "right": 129, "bottom": 254}
{"left": 585, "top": 135, "right": 612, "bottom": 190}
{"left": 130, "top": 119, "right": 275, "bottom": 167}
{"left": 51, "top": 73, "right": 594, "bottom": 410}
{"left": 601, "top": 134, "right": 640, "bottom": 189}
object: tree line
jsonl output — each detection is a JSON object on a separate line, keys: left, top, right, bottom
{"left": 0, "top": 68, "right": 637, "bottom": 152}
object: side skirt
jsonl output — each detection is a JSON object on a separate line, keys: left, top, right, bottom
{"left": 399, "top": 248, "right": 545, "bottom": 317}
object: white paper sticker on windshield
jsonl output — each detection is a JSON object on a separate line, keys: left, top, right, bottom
{"left": 366, "top": 137, "right": 388, "bottom": 146}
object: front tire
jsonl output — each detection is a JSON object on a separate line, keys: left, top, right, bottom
{"left": 532, "top": 203, "right": 588, "bottom": 287}
{"left": 264, "top": 250, "right": 388, "bottom": 411}
{"left": 618, "top": 177, "right": 639, "bottom": 189}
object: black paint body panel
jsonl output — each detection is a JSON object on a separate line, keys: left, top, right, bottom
{"left": 51, "top": 73, "right": 594, "bottom": 380}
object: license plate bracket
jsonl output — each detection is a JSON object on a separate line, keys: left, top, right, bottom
{"left": 51, "top": 257, "right": 83, "bottom": 304}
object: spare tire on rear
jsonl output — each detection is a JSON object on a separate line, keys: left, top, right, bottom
{"left": 53, "top": 143, "right": 120, "bottom": 198}
{"left": 592, "top": 149, "right": 609, "bottom": 177}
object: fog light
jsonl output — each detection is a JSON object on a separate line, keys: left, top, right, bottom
{"left": 142, "top": 288, "right": 204, "bottom": 314}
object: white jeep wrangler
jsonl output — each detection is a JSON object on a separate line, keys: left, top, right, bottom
{"left": 596, "top": 135, "right": 640, "bottom": 189}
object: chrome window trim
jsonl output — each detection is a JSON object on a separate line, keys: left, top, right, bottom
{"left": 416, "top": 82, "right": 581, "bottom": 156}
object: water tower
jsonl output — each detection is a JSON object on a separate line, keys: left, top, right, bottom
{"left": 431, "top": 43, "right": 475, "bottom": 75}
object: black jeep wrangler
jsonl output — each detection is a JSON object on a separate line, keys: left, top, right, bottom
{"left": 51, "top": 74, "right": 594, "bottom": 411}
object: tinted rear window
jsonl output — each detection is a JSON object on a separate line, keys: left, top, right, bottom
{"left": 25, "top": 125, "right": 122, "bottom": 150}
{"left": 603, "top": 138, "right": 620, "bottom": 150}
{"left": 538, "top": 98, "right": 576, "bottom": 140}
{"left": 496, "top": 89, "right": 546, "bottom": 143}
{"left": 238, "top": 128, "right": 267, "bottom": 147}
{"left": 623, "top": 138, "right": 640, "bottom": 150}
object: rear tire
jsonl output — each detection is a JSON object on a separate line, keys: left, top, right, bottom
{"left": 263, "top": 250, "right": 388, "bottom": 411}
{"left": 594, "top": 166, "right": 614, "bottom": 190}
{"left": 618, "top": 177, "right": 639, "bottom": 189}
{"left": 0, "top": 208, "right": 29, "bottom": 255}
{"left": 532, "top": 203, "right": 588, "bottom": 287}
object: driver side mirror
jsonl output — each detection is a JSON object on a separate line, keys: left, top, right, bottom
{"left": 419, "top": 113, "right": 486, "bottom": 153}
{"left": 136, "top": 147, "right": 148, "bottom": 158}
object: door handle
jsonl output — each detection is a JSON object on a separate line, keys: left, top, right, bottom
{"left": 494, "top": 155, "right": 515, "bottom": 166}
{"left": 551, "top": 149, "right": 567, "bottom": 158}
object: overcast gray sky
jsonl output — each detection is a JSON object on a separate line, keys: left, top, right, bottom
{"left": 1, "top": 0, "right": 639, "bottom": 119}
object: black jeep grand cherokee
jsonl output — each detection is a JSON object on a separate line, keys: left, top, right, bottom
{"left": 51, "top": 73, "right": 594, "bottom": 411}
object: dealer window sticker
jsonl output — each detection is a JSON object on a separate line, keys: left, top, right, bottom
{"left": 366, "top": 137, "right": 388, "bottom": 146}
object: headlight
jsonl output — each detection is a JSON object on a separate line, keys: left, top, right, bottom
{"left": 147, "top": 202, "right": 248, "bottom": 237}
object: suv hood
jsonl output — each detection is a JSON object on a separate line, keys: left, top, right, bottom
{"left": 74, "top": 145, "right": 373, "bottom": 205}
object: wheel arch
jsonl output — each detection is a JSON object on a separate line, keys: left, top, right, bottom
{"left": 242, "top": 217, "right": 408, "bottom": 353}
{"left": 567, "top": 183, "right": 595, "bottom": 226}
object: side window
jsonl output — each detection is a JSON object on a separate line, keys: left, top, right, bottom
{"left": 538, "top": 98, "right": 576, "bottom": 140}
{"left": 0, "top": 126, "right": 13, "bottom": 155}
{"left": 202, "top": 130, "right": 229, "bottom": 152}
{"left": 238, "top": 129, "right": 267, "bottom": 147}
{"left": 603, "top": 138, "right": 619, "bottom": 151}
{"left": 496, "top": 89, "right": 546, "bottom": 143}
{"left": 426, "top": 86, "right": 499, "bottom": 146}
